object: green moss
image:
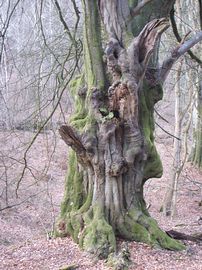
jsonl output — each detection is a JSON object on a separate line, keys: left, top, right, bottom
{"left": 117, "top": 210, "right": 150, "bottom": 243}
{"left": 70, "top": 213, "right": 84, "bottom": 243}
{"left": 60, "top": 151, "right": 84, "bottom": 216}
{"left": 143, "top": 146, "right": 163, "bottom": 180}
{"left": 125, "top": 218, "right": 150, "bottom": 243}
{"left": 69, "top": 74, "right": 89, "bottom": 130}
{"left": 116, "top": 208, "right": 185, "bottom": 251}
{"left": 57, "top": 0, "right": 182, "bottom": 260}
{"left": 69, "top": 75, "right": 84, "bottom": 96}
{"left": 69, "top": 76, "right": 97, "bottom": 132}
{"left": 139, "top": 81, "right": 163, "bottom": 180}
{"left": 57, "top": 1, "right": 107, "bottom": 248}
{"left": 78, "top": 188, "right": 93, "bottom": 214}
{"left": 137, "top": 215, "right": 185, "bottom": 250}
{"left": 65, "top": 215, "right": 75, "bottom": 236}
{"left": 80, "top": 205, "right": 116, "bottom": 258}
{"left": 82, "top": 0, "right": 106, "bottom": 90}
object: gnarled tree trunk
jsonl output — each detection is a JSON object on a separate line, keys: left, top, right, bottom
{"left": 55, "top": 0, "right": 202, "bottom": 259}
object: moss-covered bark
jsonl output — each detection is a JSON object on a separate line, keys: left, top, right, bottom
{"left": 56, "top": 0, "right": 185, "bottom": 263}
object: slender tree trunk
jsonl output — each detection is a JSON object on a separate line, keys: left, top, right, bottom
{"left": 162, "top": 0, "right": 202, "bottom": 218}
{"left": 191, "top": 70, "right": 202, "bottom": 168}
{"left": 163, "top": 61, "right": 183, "bottom": 216}
{"left": 55, "top": 0, "right": 185, "bottom": 258}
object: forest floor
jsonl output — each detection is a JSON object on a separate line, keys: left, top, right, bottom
{"left": 0, "top": 130, "right": 202, "bottom": 270}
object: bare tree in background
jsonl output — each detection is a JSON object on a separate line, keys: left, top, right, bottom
{"left": 0, "top": 0, "right": 82, "bottom": 211}
{"left": 163, "top": 0, "right": 202, "bottom": 216}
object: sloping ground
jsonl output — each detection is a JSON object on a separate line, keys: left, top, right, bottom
{"left": 0, "top": 131, "right": 201, "bottom": 270}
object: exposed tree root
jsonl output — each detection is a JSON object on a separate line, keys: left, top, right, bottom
{"left": 56, "top": 206, "right": 185, "bottom": 262}
{"left": 116, "top": 210, "right": 185, "bottom": 250}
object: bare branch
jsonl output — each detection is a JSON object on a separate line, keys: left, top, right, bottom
{"left": 0, "top": 190, "right": 46, "bottom": 212}
{"left": 54, "top": 0, "right": 75, "bottom": 44}
{"left": 0, "top": 0, "right": 21, "bottom": 63}
{"left": 155, "top": 121, "right": 181, "bottom": 140}
{"left": 178, "top": 32, "right": 202, "bottom": 55}
{"left": 159, "top": 31, "right": 202, "bottom": 83}
{"left": 70, "top": 0, "right": 81, "bottom": 40}
{"left": 170, "top": 7, "right": 202, "bottom": 65}
{"left": 15, "top": 54, "right": 81, "bottom": 195}
{"left": 154, "top": 108, "right": 169, "bottom": 124}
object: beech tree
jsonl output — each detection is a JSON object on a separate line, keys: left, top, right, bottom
{"left": 56, "top": 0, "right": 202, "bottom": 259}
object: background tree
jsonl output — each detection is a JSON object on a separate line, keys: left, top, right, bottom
{"left": 0, "top": 0, "right": 82, "bottom": 211}
{"left": 56, "top": 0, "right": 202, "bottom": 259}
{"left": 163, "top": 0, "right": 202, "bottom": 216}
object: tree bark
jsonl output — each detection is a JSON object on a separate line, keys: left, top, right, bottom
{"left": 163, "top": 61, "right": 183, "bottom": 217}
{"left": 55, "top": 0, "right": 190, "bottom": 259}
{"left": 191, "top": 70, "right": 202, "bottom": 168}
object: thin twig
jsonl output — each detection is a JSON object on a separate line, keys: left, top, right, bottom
{"left": 159, "top": 31, "right": 202, "bottom": 83}
{"left": 154, "top": 108, "right": 169, "bottom": 123}
{"left": 0, "top": 0, "right": 21, "bottom": 63}
{"left": 155, "top": 121, "right": 181, "bottom": 140}
{"left": 15, "top": 54, "right": 81, "bottom": 196}
{"left": 170, "top": 7, "right": 202, "bottom": 66}
{"left": 0, "top": 190, "right": 46, "bottom": 212}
